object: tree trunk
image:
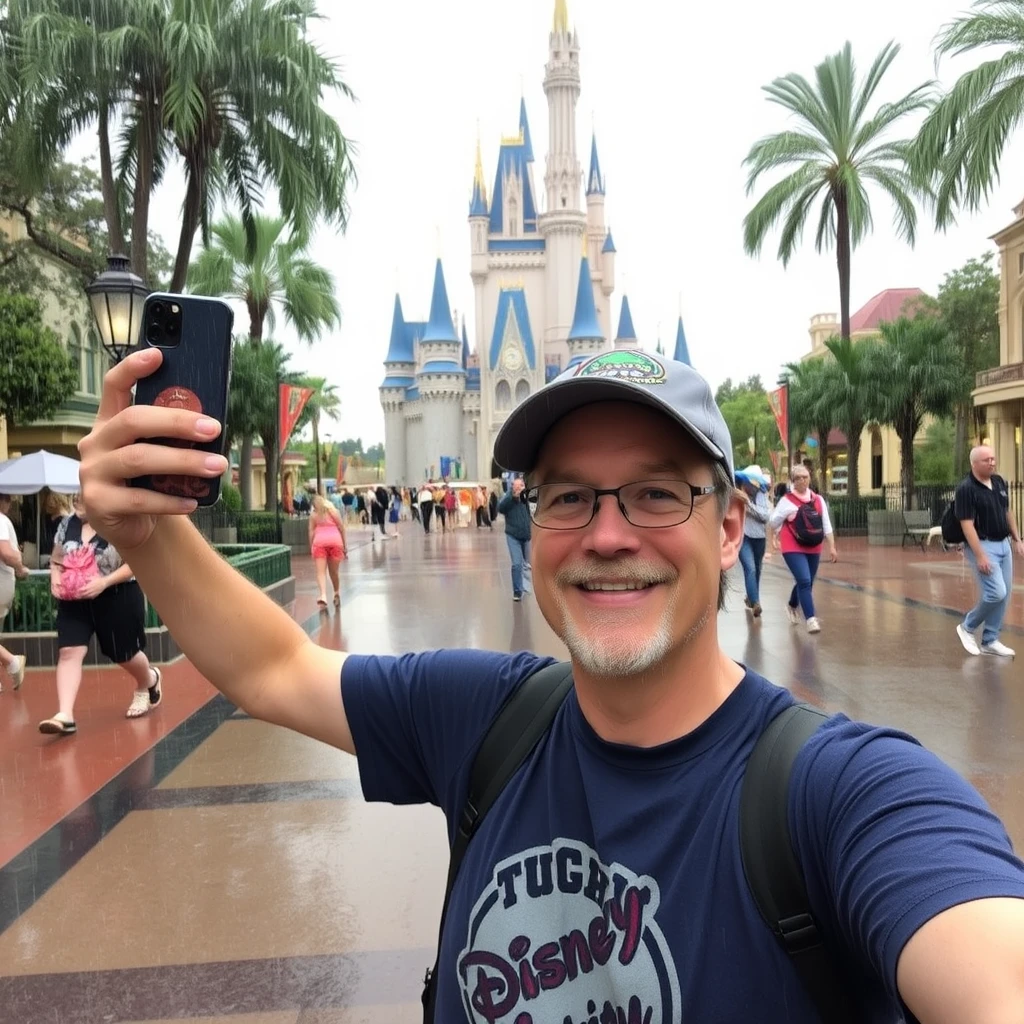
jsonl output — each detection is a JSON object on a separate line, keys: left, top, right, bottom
{"left": 265, "top": 439, "right": 279, "bottom": 512}
{"left": 954, "top": 401, "right": 970, "bottom": 478}
{"left": 312, "top": 414, "right": 322, "bottom": 495}
{"left": 97, "top": 105, "right": 127, "bottom": 255}
{"left": 898, "top": 411, "right": 916, "bottom": 509}
{"left": 240, "top": 435, "right": 254, "bottom": 511}
{"left": 835, "top": 192, "right": 852, "bottom": 342}
{"left": 847, "top": 423, "right": 863, "bottom": 500}
{"left": 130, "top": 98, "right": 156, "bottom": 284}
{"left": 169, "top": 157, "right": 204, "bottom": 292}
{"left": 816, "top": 427, "right": 829, "bottom": 496}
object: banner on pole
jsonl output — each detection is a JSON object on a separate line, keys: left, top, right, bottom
{"left": 767, "top": 385, "right": 789, "bottom": 450}
{"left": 279, "top": 384, "right": 315, "bottom": 450}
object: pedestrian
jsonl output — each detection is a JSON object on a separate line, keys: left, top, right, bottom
{"left": 388, "top": 487, "right": 402, "bottom": 537}
{"left": 433, "top": 482, "right": 448, "bottom": 533}
{"left": 418, "top": 483, "right": 434, "bottom": 533}
{"left": 736, "top": 465, "right": 771, "bottom": 617}
{"left": 497, "top": 477, "right": 531, "bottom": 601}
{"left": 37, "top": 494, "right": 161, "bottom": 735}
{"left": 308, "top": 494, "right": 347, "bottom": 608}
{"left": 76, "top": 347, "right": 1024, "bottom": 1022}
{"left": 0, "top": 492, "right": 29, "bottom": 692}
{"left": 954, "top": 445, "right": 1023, "bottom": 658}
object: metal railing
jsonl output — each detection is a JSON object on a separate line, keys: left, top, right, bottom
{"left": 881, "top": 481, "right": 1024, "bottom": 527}
{"left": 190, "top": 506, "right": 284, "bottom": 544}
{"left": 1, "top": 544, "right": 291, "bottom": 634}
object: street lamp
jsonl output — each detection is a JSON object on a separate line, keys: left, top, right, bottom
{"left": 85, "top": 254, "right": 150, "bottom": 364}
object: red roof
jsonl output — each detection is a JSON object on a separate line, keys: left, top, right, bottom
{"left": 849, "top": 288, "right": 924, "bottom": 333}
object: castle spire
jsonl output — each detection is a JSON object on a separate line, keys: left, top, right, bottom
{"left": 674, "top": 316, "right": 691, "bottom": 366}
{"left": 469, "top": 131, "right": 488, "bottom": 217}
{"left": 568, "top": 256, "right": 603, "bottom": 342}
{"left": 587, "top": 134, "right": 605, "bottom": 195}
{"left": 553, "top": 0, "right": 569, "bottom": 33}
{"left": 519, "top": 97, "right": 534, "bottom": 163}
{"left": 461, "top": 318, "right": 470, "bottom": 368}
{"left": 615, "top": 296, "right": 637, "bottom": 343}
{"left": 422, "top": 259, "right": 459, "bottom": 343}
{"left": 384, "top": 293, "right": 410, "bottom": 364}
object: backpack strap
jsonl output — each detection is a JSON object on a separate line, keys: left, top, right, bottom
{"left": 739, "top": 703, "right": 858, "bottom": 1024}
{"left": 421, "top": 660, "right": 574, "bottom": 1022}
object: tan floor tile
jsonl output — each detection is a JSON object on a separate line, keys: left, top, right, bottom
{"left": 297, "top": 1006, "right": 421, "bottom": 1023}
{"left": 0, "top": 800, "right": 447, "bottom": 975}
{"left": 158, "top": 721, "right": 359, "bottom": 788}
{"left": 130, "top": 1015, "right": 298, "bottom": 1024}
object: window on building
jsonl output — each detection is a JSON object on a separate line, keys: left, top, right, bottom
{"left": 1018, "top": 251, "right": 1023, "bottom": 276}
{"left": 514, "top": 378, "right": 530, "bottom": 405}
{"left": 68, "top": 322, "right": 84, "bottom": 392}
{"left": 84, "top": 326, "right": 101, "bottom": 395}
{"left": 507, "top": 197, "right": 519, "bottom": 237}
{"left": 495, "top": 379, "right": 511, "bottom": 411}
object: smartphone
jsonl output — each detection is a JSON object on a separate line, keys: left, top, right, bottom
{"left": 131, "top": 293, "right": 234, "bottom": 506}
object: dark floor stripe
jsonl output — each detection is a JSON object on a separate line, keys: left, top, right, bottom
{"left": 0, "top": 948, "right": 432, "bottom": 1024}
{"left": 139, "top": 778, "right": 362, "bottom": 809}
{"left": 0, "top": 578, "right": 365, "bottom": 936}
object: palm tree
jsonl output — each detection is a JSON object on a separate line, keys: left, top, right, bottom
{"left": 10, "top": 0, "right": 355, "bottom": 287}
{"left": 873, "top": 316, "right": 962, "bottom": 508}
{"left": 814, "top": 336, "right": 880, "bottom": 500}
{"left": 295, "top": 378, "right": 341, "bottom": 495}
{"left": 782, "top": 358, "right": 836, "bottom": 489}
{"left": 743, "top": 42, "right": 934, "bottom": 341}
{"left": 914, "top": 1, "right": 1024, "bottom": 227}
{"left": 189, "top": 213, "right": 340, "bottom": 509}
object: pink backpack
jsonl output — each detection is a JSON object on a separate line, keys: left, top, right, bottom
{"left": 59, "top": 544, "right": 99, "bottom": 600}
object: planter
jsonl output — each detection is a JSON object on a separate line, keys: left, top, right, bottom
{"left": 281, "top": 517, "right": 310, "bottom": 555}
{"left": 867, "top": 509, "right": 904, "bottom": 547}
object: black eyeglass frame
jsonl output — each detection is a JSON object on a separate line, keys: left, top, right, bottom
{"left": 524, "top": 480, "right": 717, "bottom": 531}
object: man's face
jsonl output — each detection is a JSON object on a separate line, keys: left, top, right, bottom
{"left": 529, "top": 401, "right": 743, "bottom": 678}
{"left": 973, "top": 447, "right": 997, "bottom": 479}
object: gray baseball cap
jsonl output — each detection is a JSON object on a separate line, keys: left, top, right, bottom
{"left": 492, "top": 349, "right": 735, "bottom": 480}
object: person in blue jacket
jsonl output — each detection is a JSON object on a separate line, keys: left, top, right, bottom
{"left": 497, "top": 476, "right": 532, "bottom": 601}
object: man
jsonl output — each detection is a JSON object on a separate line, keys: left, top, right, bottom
{"left": 0, "top": 492, "right": 29, "bottom": 691}
{"left": 955, "top": 445, "right": 1023, "bottom": 658}
{"left": 497, "top": 477, "right": 531, "bottom": 601}
{"left": 78, "top": 347, "right": 1024, "bottom": 1023}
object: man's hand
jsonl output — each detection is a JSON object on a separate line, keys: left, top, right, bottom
{"left": 77, "top": 348, "right": 228, "bottom": 552}
{"left": 1015, "top": 539, "right": 1024, "bottom": 559}
{"left": 14, "top": 564, "right": 29, "bottom": 580}
{"left": 976, "top": 554, "right": 993, "bottom": 575}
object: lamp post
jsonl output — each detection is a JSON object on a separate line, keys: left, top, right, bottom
{"left": 85, "top": 254, "right": 150, "bottom": 364}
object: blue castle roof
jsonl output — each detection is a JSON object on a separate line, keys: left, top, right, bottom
{"left": 405, "top": 386, "right": 421, "bottom": 402}
{"left": 384, "top": 294, "right": 412, "bottom": 364}
{"left": 519, "top": 97, "right": 534, "bottom": 162}
{"left": 380, "top": 375, "right": 415, "bottom": 389}
{"left": 461, "top": 321, "right": 470, "bottom": 367}
{"left": 674, "top": 316, "right": 691, "bottom": 366}
{"left": 420, "top": 360, "right": 466, "bottom": 376}
{"left": 489, "top": 103, "right": 539, "bottom": 237}
{"left": 587, "top": 134, "right": 605, "bottom": 196}
{"left": 466, "top": 366, "right": 481, "bottom": 391}
{"left": 602, "top": 230, "right": 616, "bottom": 253}
{"left": 469, "top": 179, "right": 488, "bottom": 217}
{"left": 615, "top": 296, "right": 637, "bottom": 341}
{"left": 489, "top": 289, "right": 536, "bottom": 370}
{"left": 568, "top": 256, "right": 603, "bottom": 341}
{"left": 422, "top": 258, "right": 459, "bottom": 344}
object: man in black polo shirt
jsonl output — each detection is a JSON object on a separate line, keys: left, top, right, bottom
{"left": 954, "top": 445, "right": 1023, "bottom": 658}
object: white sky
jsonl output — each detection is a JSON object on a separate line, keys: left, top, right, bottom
{"left": 99, "top": 0, "right": 1024, "bottom": 446}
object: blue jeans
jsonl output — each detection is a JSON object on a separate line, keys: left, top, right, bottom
{"left": 738, "top": 537, "right": 766, "bottom": 604}
{"left": 506, "top": 535, "right": 530, "bottom": 596}
{"left": 783, "top": 552, "right": 820, "bottom": 620}
{"left": 964, "top": 538, "right": 1013, "bottom": 645}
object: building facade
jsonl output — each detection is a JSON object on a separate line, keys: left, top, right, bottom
{"left": 380, "top": 1, "right": 683, "bottom": 483}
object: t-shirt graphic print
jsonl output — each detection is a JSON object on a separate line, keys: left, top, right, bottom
{"left": 457, "top": 837, "right": 679, "bottom": 1023}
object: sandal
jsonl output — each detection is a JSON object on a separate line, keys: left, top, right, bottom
{"left": 148, "top": 666, "right": 162, "bottom": 708}
{"left": 333, "top": 593, "right": 340, "bottom": 606}
{"left": 127, "top": 667, "right": 161, "bottom": 719}
{"left": 39, "top": 713, "right": 77, "bottom": 736}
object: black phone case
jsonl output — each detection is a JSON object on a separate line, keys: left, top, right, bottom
{"left": 131, "top": 293, "right": 234, "bottom": 506}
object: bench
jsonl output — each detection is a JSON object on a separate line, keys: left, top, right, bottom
{"left": 901, "top": 510, "right": 933, "bottom": 551}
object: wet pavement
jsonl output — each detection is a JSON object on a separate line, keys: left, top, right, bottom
{"left": 0, "top": 520, "right": 1022, "bottom": 1022}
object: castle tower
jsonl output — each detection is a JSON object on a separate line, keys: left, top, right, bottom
{"left": 585, "top": 134, "right": 615, "bottom": 340}
{"left": 674, "top": 315, "right": 691, "bottom": 366}
{"left": 417, "top": 258, "right": 466, "bottom": 480}
{"left": 380, "top": 294, "right": 416, "bottom": 483}
{"left": 566, "top": 254, "right": 605, "bottom": 370}
{"left": 614, "top": 295, "right": 637, "bottom": 350}
{"left": 538, "top": 0, "right": 586, "bottom": 363}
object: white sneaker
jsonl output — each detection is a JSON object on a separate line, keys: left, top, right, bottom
{"left": 807, "top": 617, "right": 821, "bottom": 634}
{"left": 786, "top": 605, "right": 800, "bottom": 625}
{"left": 8, "top": 655, "right": 25, "bottom": 690}
{"left": 956, "top": 624, "right": 981, "bottom": 656}
{"left": 980, "top": 640, "right": 1015, "bottom": 658}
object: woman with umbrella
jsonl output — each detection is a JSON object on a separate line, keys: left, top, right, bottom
{"left": 736, "top": 465, "right": 772, "bottom": 618}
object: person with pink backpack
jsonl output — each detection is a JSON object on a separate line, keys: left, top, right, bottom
{"left": 769, "top": 464, "right": 838, "bottom": 633}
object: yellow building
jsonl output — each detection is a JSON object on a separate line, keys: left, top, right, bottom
{"left": 973, "top": 201, "right": 1024, "bottom": 482}
{"left": 803, "top": 288, "right": 924, "bottom": 494}
{"left": 0, "top": 212, "right": 106, "bottom": 462}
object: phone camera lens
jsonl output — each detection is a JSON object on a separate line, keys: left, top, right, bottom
{"left": 146, "top": 322, "right": 162, "bottom": 343}
{"left": 150, "top": 302, "right": 165, "bottom": 317}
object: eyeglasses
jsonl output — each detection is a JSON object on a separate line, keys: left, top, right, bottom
{"left": 525, "top": 479, "right": 716, "bottom": 530}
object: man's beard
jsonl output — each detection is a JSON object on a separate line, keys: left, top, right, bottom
{"left": 553, "top": 558, "right": 707, "bottom": 678}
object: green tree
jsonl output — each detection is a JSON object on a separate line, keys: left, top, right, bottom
{"left": 7, "top": 0, "right": 355, "bottom": 288}
{"left": 715, "top": 378, "right": 778, "bottom": 469}
{"left": 743, "top": 42, "right": 934, "bottom": 341}
{"left": 874, "top": 316, "right": 962, "bottom": 506}
{"left": 0, "top": 293, "right": 79, "bottom": 427}
{"left": 921, "top": 254, "right": 999, "bottom": 476}
{"left": 915, "top": 418, "right": 956, "bottom": 484}
{"left": 913, "top": 0, "right": 1024, "bottom": 226}
{"left": 782, "top": 358, "right": 836, "bottom": 489}
{"left": 188, "top": 213, "right": 340, "bottom": 509}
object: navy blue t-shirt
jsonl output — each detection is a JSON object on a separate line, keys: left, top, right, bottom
{"left": 342, "top": 650, "right": 1024, "bottom": 1023}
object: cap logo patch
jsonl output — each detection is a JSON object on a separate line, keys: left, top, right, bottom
{"left": 574, "top": 350, "right": 666, "bottom": 384}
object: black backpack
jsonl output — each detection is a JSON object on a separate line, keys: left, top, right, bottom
{"left": 941, "top": 500, "right": 966, "bottom": 545}
{"left": 791, "top": 496, "right": 826, "bottom": 547}
{"left": 421, "top": 662, "right": 858, "bottom": 1024}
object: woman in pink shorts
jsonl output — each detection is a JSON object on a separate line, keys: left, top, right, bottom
{"left": 308, "top": 495, "right": 347, "bottom": 608}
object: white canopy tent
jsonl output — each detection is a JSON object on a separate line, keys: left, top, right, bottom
{"left": 0, "top": 450, "right": 81, "bottom": 567}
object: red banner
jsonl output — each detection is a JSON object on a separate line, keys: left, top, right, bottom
{"left": 768, "top": 449, "right": 781, "bottom": 478}
{"left": 767, "top": 385, "right": 788, "bottom": 450}
{"left": 336, "top": 454, "right": 348, "bottom": 485}
{"left": 279, "top": 384, "right": 315, "bottom": 449}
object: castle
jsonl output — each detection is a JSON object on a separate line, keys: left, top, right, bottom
{"left": 379, "top": 0, "right": 691, "bottom": 484}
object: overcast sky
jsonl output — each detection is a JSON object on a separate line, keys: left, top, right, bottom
{"left": 126, "top": 0, "right": 1024, "bottom": 447}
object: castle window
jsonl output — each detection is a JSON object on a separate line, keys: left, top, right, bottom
{"left": 495, "top": 379, "right": 512, "bottom": 411}
{"left": 508, "top": 197, "right": 519, "bottom": 237}
{"left": 514, "top": 378, "right": 530, "bottom": 405}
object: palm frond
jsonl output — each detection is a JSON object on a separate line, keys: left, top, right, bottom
{"left": 742, "top": 162, "right": 823, "bottom": 257}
